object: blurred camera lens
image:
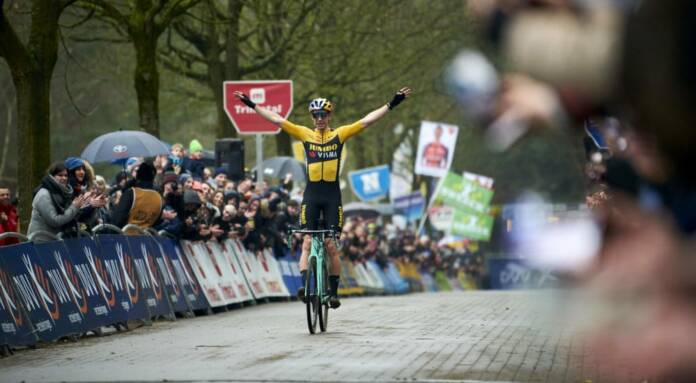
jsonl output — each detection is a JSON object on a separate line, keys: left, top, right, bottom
{"left": 444, "top": 49, "right": 499, "bottom": 121}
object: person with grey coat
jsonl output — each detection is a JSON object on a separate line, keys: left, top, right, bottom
{"left": 28, "top": 162, "right": 90, "bottom": 243}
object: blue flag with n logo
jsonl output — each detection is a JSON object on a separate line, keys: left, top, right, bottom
{"left": 348, "top": 165, "right": 390, "bottom": 202}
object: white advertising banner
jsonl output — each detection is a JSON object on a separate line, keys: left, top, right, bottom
{"left": 226, "top": 239, "right": 269, "bottom": 299}
{"left": 257, "top": 249, "right": 291, "bottom": 297}
{"left": 194, "top": 241, "right": 240, "bottom": 305}
{"left": 179, "top": 241, "right": 227, "bottom": 307}
{"left": 206, "top": 241, "right": 251, "bottom": 303}
{"left": 216, "top": 240, "right": 254, "bottom": 302}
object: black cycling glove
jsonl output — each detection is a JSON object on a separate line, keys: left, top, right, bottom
{"left": 387, "top": 90, "right": 406, "bottom": 110}
{"left": 239, "top": 93, "right": 256, "bottom": 109}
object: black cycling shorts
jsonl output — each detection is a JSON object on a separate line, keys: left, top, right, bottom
{"left": 300, "top": 192, "right": 343, "bottom": 231}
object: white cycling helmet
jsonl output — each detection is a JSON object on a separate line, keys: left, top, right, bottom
{"left": 308, "top": 98, "right": 333, "bottom": 113}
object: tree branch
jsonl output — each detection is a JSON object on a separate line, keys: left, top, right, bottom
{"left": 155, "top": 0, "right": 200, "bottom": 36}
{"left": 58, "top": 29, "right": 99, "bottom": 117}
{"left": 163, "top": 38, "right": 207, "bottom": 66}
{"left": 0, "top": 1, "right": 29, "bottom": 66}
{"left": 159, "top": 54, "right": 208, "bottom": 84}
{"left": 79, "top": 0, "right": 128, "bottom": 26}
{"left": 172, "top": 17, "right": 209, "bottom": 56}
{"left": 161, "top": 86, "right": 213, "bottom": 101}
{"left": 60, "top": 0, "right": 79, "bottom": 10}
{"left": 60, "top": 7, "right": 95, "bottom": 29}
{"left": 239, "top": 0, "right": 320, "bottom": 76}
{"left": 145, "top": 0, "right": 169, "bottom": 23}
{"left": 69, "top": 35, "right": 130, "bottom": 43}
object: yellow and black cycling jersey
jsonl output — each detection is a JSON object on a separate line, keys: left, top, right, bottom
{"left": 280, "top": 119, "right": 365, "bottom": 184}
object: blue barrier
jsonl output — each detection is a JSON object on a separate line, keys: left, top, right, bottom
{"left": 62, "top": 238, "right": 118, "bottom": 329}
{"left": 0, "top": 242, "right": 64, "bottom": 342}
{"left": 384, "top": 263, "right": 410, "bottom": 294}
{"left": 278, "top": 250, "right": 302, "bottom": 296}
{"left": 94, "top": 235, "right": 150, "bottom": 321}
{"left": 155, "top": 237, "right": 208, "bottom": 311}
{"left": 0, "top": 232, "right": 478, "bottom": 349}
{"left": 32, "top": 241, "right": 91, "bottom": 337}
{"left": 366, "top": 261, "right": 391, "bottom": 294}
{"left": 419, "top": 271, "right": 438, "bottom": 292}
{"left": 144, "top": 236, "right": 188, "bottom": 315}
{"left": 0, "top": 244, "right": 40, "bottom": 346}
{"left": 126, "top": 236, "right": 172, "bottom": 318}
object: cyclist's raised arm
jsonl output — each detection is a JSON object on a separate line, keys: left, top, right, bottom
{"left": 359, "top": 87, "right": 412, "bottom": 128}
{"left": 233, "top": 91, "right": 285, "bottom": 125}
{"left": 234, "top": 91, "right": 311, "bottom": 140}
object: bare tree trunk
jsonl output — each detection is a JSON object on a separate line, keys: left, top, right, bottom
{"left": 0, "top": 94, "right": 12, "bottom": 177}
{"left": 210, "top": 61, "right": 230, "bottom": 138}
{"left": 0, "top": 0, "right": 63, "bottom": 233}
{"left": 201, "top": 1, "right": 230, "bottom": 139}
{"left": 133, "top": 31, "right": 160, "bottom": 137}
{"left": 14, "top": 72, "right": 52, "bottom": 232}
{"left": 217, "top": 0, "right": 243, "bottom": 138}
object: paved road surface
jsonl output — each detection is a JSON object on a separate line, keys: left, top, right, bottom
{"left": 0, "top": 290, "right": 635, "bottom": 382}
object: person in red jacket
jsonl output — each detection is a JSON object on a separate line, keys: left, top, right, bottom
{"left": 0, "top": 187, "right": 19, "bottom": 246}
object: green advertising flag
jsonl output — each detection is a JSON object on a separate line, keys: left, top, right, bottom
{"left": 434, "top": 172, "right": 494, "bottom": 214}
{"left": 449, "top": 209, "right": 495, "bottom": 241}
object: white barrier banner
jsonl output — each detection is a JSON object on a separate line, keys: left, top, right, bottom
{"left": 257, "top": 249, "right": 291, "bottom": 297}
{"left": 354, "top": 262, "right": 383, "bottom": 290}
{"left": 363, "top": 262, "right": 386, "bottom": 290}
{"left": 214, "top": 241, "right": 254, "bottom": 302}
{"left": 180, "top": 241, "right": 227, "bottom": 307}
{"left": 203, "top": 242, "right": 246, "bottom": 304}
{"left": 351, "top": 262, "right": 370, "bottom": 288}
{"left": 226, "top": 240, "right": 269, "bottom": 299}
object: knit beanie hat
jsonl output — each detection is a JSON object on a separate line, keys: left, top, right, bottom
{"left": 162, "top": 171, "right": 178, "bottom": 185}
{"left": 64, "top": 157, "right": 84, "bottom": 170}
{"left": 183, "top": 189, "right": 201, "bottom": 205}
{"left": 189, "top": 139, "right": 204, "bottom": 154}
{"left": 136, "top": 161, "right": 156, "bottom": 182}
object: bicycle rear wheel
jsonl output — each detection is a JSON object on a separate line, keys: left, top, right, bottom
{"left": 319, "top": 262, "right": 329, "bottom": 332}
{"left": 306, "top": 258, "right": 319, "bottom": 334}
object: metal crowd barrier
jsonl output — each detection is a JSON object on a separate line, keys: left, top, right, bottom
{"left": 0, "top": 225, "right": 446, "bottom": 354}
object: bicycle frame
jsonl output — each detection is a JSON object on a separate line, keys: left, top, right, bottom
{"left": 289, "top": 228, "right": 338, "bottom": 334}
{"left": 310, "top": 233, "right": 329, "bottom": 305}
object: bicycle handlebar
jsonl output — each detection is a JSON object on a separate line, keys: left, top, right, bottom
{"left": 288, "top": 229, "right": 340, "bottom": 235}
{"left": 286, "top": 228, "right": 341, "bottom": 250}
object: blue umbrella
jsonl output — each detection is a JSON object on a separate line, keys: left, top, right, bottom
{"left": 81, "top": 130, "right": 170, "bottom": 164}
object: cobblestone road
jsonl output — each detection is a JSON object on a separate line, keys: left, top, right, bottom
{"left": 0, "top": 290, "right": 636, "bottom": 382}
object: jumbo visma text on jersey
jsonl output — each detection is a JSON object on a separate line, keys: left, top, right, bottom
{"left": 281, "top": 120, "right": 364, "bottom": 184}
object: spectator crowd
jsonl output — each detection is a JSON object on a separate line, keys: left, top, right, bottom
{"left": 1, "top": 139, "right": 486, "bottom": 289}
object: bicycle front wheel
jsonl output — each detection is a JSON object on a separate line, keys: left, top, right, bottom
{"left": 306, "top": 258, "right": 319, "bottom": 334}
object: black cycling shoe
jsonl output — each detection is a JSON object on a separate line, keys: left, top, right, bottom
{"left": 329, "top": 295, "right": 341, "bottom": 309}
{"left": 297, "top": 287, "right": 306, "bottom": 303}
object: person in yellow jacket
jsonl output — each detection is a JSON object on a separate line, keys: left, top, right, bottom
{"left": 111, "top": 161, "right": 164, "bottom": 230}
{"left": 234, "top": 87, "right": 412, "bottom": 308}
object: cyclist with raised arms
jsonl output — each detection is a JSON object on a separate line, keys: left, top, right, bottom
{"left": 234, "top": 87, "right": 412, "bottom": 309}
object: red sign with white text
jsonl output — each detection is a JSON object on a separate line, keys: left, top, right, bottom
{"left": 223, "top": 80, "right": 293, "bottom": 135}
